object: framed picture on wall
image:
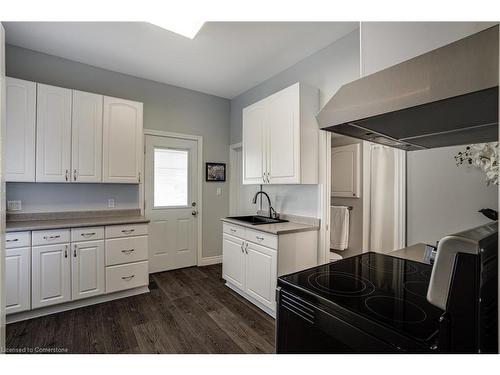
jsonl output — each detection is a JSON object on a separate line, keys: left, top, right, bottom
{"left": 206, "top": 162, "right": 226, "bottom": 182}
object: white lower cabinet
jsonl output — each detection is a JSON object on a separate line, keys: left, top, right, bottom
{"left": 245, "top": 242, "right": 277, "bottom": 311}
{"left": 222, "top": 234, "right": 245, "bottom": 290}
{"left": 71, "top": 240, "right": 105, "bottom": 300}
{"left": 222, "top": 227, "right": 278, "bottom": 313}
{"left": 222, "top": 221, "right": 318, "bottom": 315}
{"left": 5, "top": 224, "right": 149, "bottom": 319}
{"left": 5, "top": 247, "right": 31, "bottom": 314}
{"left": 32, "top": 243, "right": 71, "bottom": 309}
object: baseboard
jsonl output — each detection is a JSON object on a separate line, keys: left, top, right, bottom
{"left": 199, "top": 255, "right": 222, "bottom": 266}
{"left": 6, "top": 286, "right": 150, "bottom": 324}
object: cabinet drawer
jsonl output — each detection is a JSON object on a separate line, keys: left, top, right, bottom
{"left": 106, "top": 236, "right": 148, "bottom": 266}
{"left": 32, "top": 229, "right": 70, "bottom": 246}
{"left": 71, "top": 227, "right": 104, "bottom": 242}
{"left": 105, "top": 223, "right": 148, "bottom": 239}
{"left": 106, "top": 261, "right": 148, "bottom": 293}
{"left": 245, "top": 228, "right": 277, "bottom": 249}
{"left": 6, "top": 231, "right": 31, "bottom": 249}
{"left": 223, "top": 222, "right": 246, "bottom": 238}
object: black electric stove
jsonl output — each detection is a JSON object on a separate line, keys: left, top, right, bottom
{"left": 276, "top": 252, "right": 445, "bottom": 353}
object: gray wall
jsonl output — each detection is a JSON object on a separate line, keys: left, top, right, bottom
{"left": 230, "top": 30, "right": 360, "bottom": 219}
{"left": 407, "top": 146, "right": 498, "bottom": 245}
{"left": 230, "top": 29, "right": 360, "bottom": 144}
{"left": 5, "top": 44, "right": 230, "bottom": 258}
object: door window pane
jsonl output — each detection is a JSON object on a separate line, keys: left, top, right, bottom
{"left": 154, "top": 148, "right": 188, "bottom": 207}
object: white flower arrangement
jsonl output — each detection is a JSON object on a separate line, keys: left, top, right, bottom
{"left": 454, "top": 142, "right": 499, "bottom": 186}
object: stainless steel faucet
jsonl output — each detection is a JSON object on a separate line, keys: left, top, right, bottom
{"left": 252, "top": 190, "right": 278, "bottom": 219}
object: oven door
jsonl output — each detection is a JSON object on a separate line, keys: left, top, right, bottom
{"left": 276, "top": 288, "right": 399, "bottom": 353}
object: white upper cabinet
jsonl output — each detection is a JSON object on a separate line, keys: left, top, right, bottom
{"left": 71, "top": 90, "right": 103, "bottom": 183}
{"left": 242, "top": 102, "right": 266, "bottom": 184}
{"left": 36, "top": 84, "right": 72, "bottom": 182}
{"left": 266, "top": 85, "right": 300, "bottom": 184}
{"left": 242, "top": 83, "right": 319, "bottom": 185}
{"left": 5, "top": 77, "right": 36, "bottom": 182}
{"left": 102, "top": 96, "right": 143, "bottom": 183}
{"left": 331, "top": 143, "right": 360, "bottom": 198}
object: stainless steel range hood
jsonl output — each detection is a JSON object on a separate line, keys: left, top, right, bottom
{"left": 318, "top": 25, "right": 499, "bottom": 151}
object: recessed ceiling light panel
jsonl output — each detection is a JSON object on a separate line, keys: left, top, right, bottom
{"left": 149, "top": 20, "right": 205, "bottom": 39}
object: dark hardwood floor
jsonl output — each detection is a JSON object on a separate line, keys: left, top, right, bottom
{"left": 6, "top": 264, "right": 275, "bottom": 354}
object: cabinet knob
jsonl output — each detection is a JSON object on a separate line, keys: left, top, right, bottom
{"left": 74, "top": 169, "right": 77, "bottom": 181}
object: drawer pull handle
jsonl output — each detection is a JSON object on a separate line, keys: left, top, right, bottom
{"left": 230, "top": 229, "right": 237, "bottom": 232}
{"left": 121, "top": 249, "right": 135, "bottom": 254}
{"left": 6, "top": 239, "right": 19, "bottom": 242}
{"left": 121, "top": 275, "right": 135, "bottom": 281}
{"left": 44, "top": 235, "right": 61, "bottom": 241}
{"left": 121, "top": 229, "right": 135, "bottom": 234}
{"left": 256, "top": 236, "right": 264, "bottom": 241}
{"left": 81, "top": 232, "right": 96, "bottom": 237}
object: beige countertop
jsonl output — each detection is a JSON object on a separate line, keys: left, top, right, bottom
{"left": 6, "top": 209, "right": 150, "bottom": 232}
{"left": 390, "top": 243, "right": 432, "bottom": 265}
{"left": 221, "top": 217, "right": 319, "bottom": 235}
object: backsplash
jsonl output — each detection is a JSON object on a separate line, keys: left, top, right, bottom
{"left": 237, "top": 184, "right": 320, "bottom": 218}
{"left": 6, "top": 182, "right": 140, "bottom": 213}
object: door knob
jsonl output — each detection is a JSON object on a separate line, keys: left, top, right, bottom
{"left": 191, "top": 211, "right": 198, "bottom": 216}
{"left": 191, "top": 202, "right": 197, "bottom": 207}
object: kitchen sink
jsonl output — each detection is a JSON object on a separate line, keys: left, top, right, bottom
{"left": 226, "top": 215, "right": 288, "bottom": 225}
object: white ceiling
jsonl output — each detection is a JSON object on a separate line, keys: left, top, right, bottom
{"left": 3, "top": 22, "right": 358, "bottom": 98}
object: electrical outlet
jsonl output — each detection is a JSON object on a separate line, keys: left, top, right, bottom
{"left": 216, "top": 187, "right": 222, "bottom": 196}
{"left": 7, "top": 200, "right": 22, "bottom": 211}
{"left": 108, "top": 199, "right": 115, "bottom": 208}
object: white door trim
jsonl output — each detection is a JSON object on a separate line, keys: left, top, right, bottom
{"left": 229, "top": 142, "right": 243, "bottom": 215}
{"left": 318, "top": 131, "right": 331, "bottom": 264}
{"left": 143, "top": 129, "right": 204, "bottom": 267}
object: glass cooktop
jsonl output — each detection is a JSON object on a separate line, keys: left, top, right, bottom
{"left": 278, "top": 252, "right": 444, "bottom": 342}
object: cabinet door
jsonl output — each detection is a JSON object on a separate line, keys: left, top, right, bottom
{"left": 102, "top": 96, "right": 143, "bottom": 183}
{"left": 222, "top": 234, "right": 245, "bottom": 290}
{"left": 267, "top": 84, "right": 300, "bottom": 184}
{"left": 36, "top": 84, "right": 72, "bottom": 182}
{"left": 331, "top": 143, "right": 360, "bottom": 198}
{"left": 72, "top": 90, "right": 103, "bottom": 183}
{"left": 71, "top": 240, "right": 105, "bottom": 300}
{"left": 242, "top": 102, "right": 266, "bottom": 184}
{"left": 5, "top": 77, "right": 36, "bottom": 182}
{"left": 32, "top": 244, "right": 71, "bottom": 309}
{"left": 5, "top": 247, "right": 31, "bottom": 314}
{"left": 245, "top": 242, "right": 277, "bottom": 311}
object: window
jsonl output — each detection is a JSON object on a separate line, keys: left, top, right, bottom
{"left": 154, "top": 148, "right": 189, "bottom": 207}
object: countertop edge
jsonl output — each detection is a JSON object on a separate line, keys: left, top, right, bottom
{"left": 6, "top": 216, "right": 150, "bottom": 233}
{"left": 220, "top": 217, "right": 319, "bottom": 235}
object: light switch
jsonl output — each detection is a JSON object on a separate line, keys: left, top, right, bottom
{"left": 7, "top": 200, "right": 22, "bottom": 211}
{"left": 108, "top": 199, "right": 116, "bottom": 208}
{"left": 216, "top": 188, "right": 222, "bottom": 196}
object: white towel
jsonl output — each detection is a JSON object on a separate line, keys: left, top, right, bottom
{"left": 330, "top": 206, "right": 350, "bottom": 250}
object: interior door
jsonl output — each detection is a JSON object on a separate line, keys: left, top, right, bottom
{"left": 36, "top": 83, "right": 72, "bottom": 182}
{"left": 145, "top": 135, "right": 199, "bottom": 273}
